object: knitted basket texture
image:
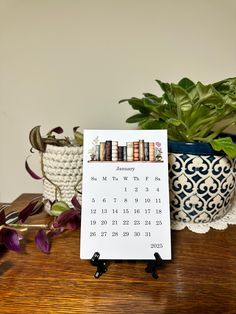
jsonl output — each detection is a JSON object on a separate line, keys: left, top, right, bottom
{"left": 41, "top": 144, "right": 83, "bottom": 213}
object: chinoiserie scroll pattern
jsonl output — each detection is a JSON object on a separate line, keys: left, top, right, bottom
{"left": 169, "top": 153, "right": 236, "bottom": 223}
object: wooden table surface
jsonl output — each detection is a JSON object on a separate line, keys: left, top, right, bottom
{"left": 1, "top": 194, "right": 236, "bottom": 314}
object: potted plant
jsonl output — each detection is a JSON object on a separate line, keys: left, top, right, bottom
{"left": 26, "top": 126, "right": 83, "bottom": 215}
{"left": 120, "top": 77, "right": 236, "bottom": 223}
{"left": 0, "top": 126, "right": 83, "bottom": 255}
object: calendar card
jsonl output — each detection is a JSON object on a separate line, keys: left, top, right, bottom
{"left": 80, "top": 130, "right": 171, "bottom": 260}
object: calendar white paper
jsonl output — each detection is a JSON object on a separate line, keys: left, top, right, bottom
{"left": 80, "top": 130, "right": 171, "bottom": 260}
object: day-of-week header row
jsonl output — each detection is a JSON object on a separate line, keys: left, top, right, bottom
{"left": 90, "top": 176, "right": 161, "bottom": 182}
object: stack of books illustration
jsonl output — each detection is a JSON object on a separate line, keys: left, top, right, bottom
{"left": 89, "top": 140, "right": 163, "bottom": 162}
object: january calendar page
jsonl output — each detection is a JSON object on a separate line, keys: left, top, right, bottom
{"left": 80, "top": 130, "right": 171, "bottom": 260}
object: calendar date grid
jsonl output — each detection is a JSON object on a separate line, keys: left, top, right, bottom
{"left": 80, "top": 130, "right": 171, "bottom": 260}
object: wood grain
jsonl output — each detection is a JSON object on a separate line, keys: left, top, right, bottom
{"left": 1, "top": 194, "right": 236, "bottom": 313}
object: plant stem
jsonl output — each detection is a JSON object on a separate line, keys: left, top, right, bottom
{"left": 8, "top": 223, "right": 49, "bottom": 229}
{"left": 40, "top": 152, "right": 62, "bottom": 200}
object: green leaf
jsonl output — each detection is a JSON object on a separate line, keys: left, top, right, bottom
{"left": 166, "top": 118, "right": 182, "bottom": 126}
{"left": 156, "top": 79, "right": 175, "bottom": 105}
{"left": 224, "top": 94, "right": 236, "bottom": 109}
{"left": 139, "top": 119, "right": 166, "bottom": 129}
{"left": 74, "top": 132, "right": 83, "bottom": 145}
{"left": 213, "top": 77, "right": 236, "bottom": 96}
{"left": 29, "top": 126, "right": 46, "bottom": 152}
{"left": 196, "top": 82, "right": 223, "bottom": 106}
{"left": 43, "top": 137, "right": 59, "bottom": 145}
{"left": 210, "top": 137, "right": 236, "bottom": 158}
{"left": 143, "top": 93, "right": 162, "bottom": 101}
{"left": 120, "top": 97, "right": 151, "bottom": 114}
{"left": 126, "top": 113, "right": 148, "bottom": 123}
{"left": 73, "top": 127, "right": 83, "bottom": 145}
{"left": 143, "top": 97, "right": 163, "bottom": 111}
{"left": 51, "top": 201, "right": 70, "bottom": 216}
{"left": 178, "top": 78, "right": 195, "bottom": 90}
{"left": 187, "top": 85, "right": 199, "bottom": 103}
{"left": 156, "top": 79, "right": 171, "bottom": 94}
{"left": 171, "top": 84, "right": 192, "bottom": 111}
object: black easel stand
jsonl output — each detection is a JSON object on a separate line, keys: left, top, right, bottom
{"left": 90, "top": 252, "right": 163, "bottom": 279}
{"left": 145, "top": 252, "right": 163, "bottom": 279}
{"left": 91, "top": 252, "right": 107, "bottom": 278}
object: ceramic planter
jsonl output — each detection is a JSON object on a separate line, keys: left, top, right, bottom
{"left": 41, "top": 145, "right": 83, "bottom": 214}
{"left": 168, "top": 140, "right": 236, "bottom": 223}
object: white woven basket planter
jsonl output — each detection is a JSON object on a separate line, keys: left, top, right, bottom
{"left": 41, "top": 145, "right": 83, "bottom": 214}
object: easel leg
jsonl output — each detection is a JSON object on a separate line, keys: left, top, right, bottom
{"left": 91, "top": 252, "right": 107, "bottom": 278}
{"left": 145, "top": 252, "right": 163, "bottom": 279}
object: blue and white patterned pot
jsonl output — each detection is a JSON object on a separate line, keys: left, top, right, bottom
{"left": 168, "top": 140, "right": 236, "bottom": 223}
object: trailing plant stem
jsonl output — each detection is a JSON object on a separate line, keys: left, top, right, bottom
{"left": 8, "top": 223, "right": 49, "bottom": 229}
{"left": 40, "top": 153, "right": 62, "bottom": 200}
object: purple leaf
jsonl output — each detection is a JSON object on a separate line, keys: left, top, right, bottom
{"left": 5, "top": 211, "right": 19, "bottom": 224}
{"left": 25, "top": 158, "right": 42, "bottom": 180}
{"left": 0, "top": 206, "right": 6, "bottom": 225}
{"left": 1, "top": 228, "right": 21, "bottom": 252}
{"left": 35, "top": 229, "right": 50, "bottom": 254}
{"left": 73, "top": 126, "right": 80, "bottom": 133}
{"left": 48, "top": 126, "right": 64, "bottom": 135}
{"left": 47, "top": 228, "right": 64, "bottom": 238}
{"left": 30, "top": 201, "right": 44, "bottom": 216}
{"left": 53, "top": 209, "right": 80, "bottom": 229}
{"left": 71, "top": 195, "right": 81, "bottom": 210}
{"left": 18, "top": 200, "right": 39, "bottom": 223}
{"left": 66, "top": 215, "right": 80, "bottom": 230}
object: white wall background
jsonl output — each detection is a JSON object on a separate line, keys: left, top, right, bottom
{"left": 0, "top": 0, "right": 236, "bottom": 202}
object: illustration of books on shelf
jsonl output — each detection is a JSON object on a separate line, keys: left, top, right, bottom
{"left": 88, "top": 138, "right": 163, "bottom": 162}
